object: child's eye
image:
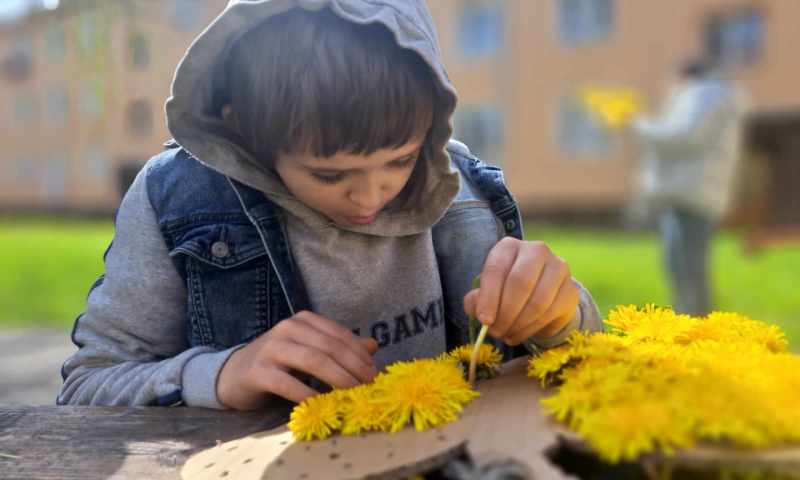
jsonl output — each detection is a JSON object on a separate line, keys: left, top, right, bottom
{"left": 311, "top": 173, "right": 344, "bottom": 184}
{"left": 389, "top": 156, "right": 416, "bottom": 169}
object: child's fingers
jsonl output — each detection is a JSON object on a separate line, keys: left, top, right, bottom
{"left": 273, "top": 340, "right": 363, "bottom": 390}
{"left": 505, "top": 279, "right": 578, "bottom": 344}
{"left": 256, "top": 367, "right": 319, "bottom": 404}
{"left": 518, "top": 257, "right": 569, "bottom": 325}
{"left": 463, "top": 288, "right": 479, "bottom": 318}
{"left": 494, "top": 245, "right": 546, "bottom": 338}
{"left": 477, "top": 237, "right": 519, "bottom": 326}
{"left": 293, "top": 310, "right": 376, "bottom": 364}
{"left": 532, "top": 282, "right": 580, "bottom": 338}
{"left": 275, "top": 320, "right": 377, "bottom": 383}
{"left": 358, "top": 336, "right": 379, "bottom": 354}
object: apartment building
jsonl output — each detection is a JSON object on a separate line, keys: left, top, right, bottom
{"left": 1, "top": 0, "right": 797, "bottom": 215}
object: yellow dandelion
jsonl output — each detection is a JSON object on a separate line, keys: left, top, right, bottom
{"left": 447, "top": 343, "right": 503, "bottom": 381}
{"left": 578, "top": 402, "right": 694, "bottom": 463}
{"left": 288, "top": 391, "right": 342, "bottom": 441}
{"left": 527, "top": 345, "right": 574, "bottom": 386}
{"left": 448, "top": 343, "right": 502, "bottom": 369}
{"left": 605, "top": 304, "right": 649, "bottom": 332}
{"left": 372, "top": 358, "right": 480, "bottom": 433}
{"left": 339, "top": 385, "right": 390, "bottom": 435}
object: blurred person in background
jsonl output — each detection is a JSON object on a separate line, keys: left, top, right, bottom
{"left": 633, "top": 57, "right": 748, "bottom": 316}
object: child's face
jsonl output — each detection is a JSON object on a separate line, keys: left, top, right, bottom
{"left": 274, "top": 138, "right": 424, "bottom": 227}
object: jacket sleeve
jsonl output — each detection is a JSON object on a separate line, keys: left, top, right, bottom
{"left": 634, "top": 84, "right": 730, "bottom": 151}
{"left": 58, "top": 165, "right": 240, "bottom": 408}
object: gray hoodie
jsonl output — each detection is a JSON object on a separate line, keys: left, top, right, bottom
{"left": 59, "top": 0, "right": 602, "bottom": 409}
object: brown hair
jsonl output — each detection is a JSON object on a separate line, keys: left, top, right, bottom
{"left": 219, "top": 7, "right": 437, "bottom": 169}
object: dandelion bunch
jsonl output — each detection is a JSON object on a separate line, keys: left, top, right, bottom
{"left": 528, "top": 305, "right": 800, "bottom": 463}
{"left": 288, "top": 350, "right": 481, "bottom": 441}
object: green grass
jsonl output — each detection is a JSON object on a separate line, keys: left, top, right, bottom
{"left": 0, "top": 219, "right": 798, "bottom": 348}
{"left": 0, "top": 218, "right": 112, "bottom": 329}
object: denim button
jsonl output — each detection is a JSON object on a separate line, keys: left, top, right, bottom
{"left": 505, "top": 219, "right": 516, "bottom": 231}
{"left": 211, "top": 241, "right": 230, "bottom": 258}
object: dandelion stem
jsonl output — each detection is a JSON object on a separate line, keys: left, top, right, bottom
{"left": 0, "top": 452, "right": 20, "bottom": 460}
{"left": 468, "top": 324, "right": 489, "bottom": 387}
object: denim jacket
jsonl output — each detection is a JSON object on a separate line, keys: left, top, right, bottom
{"left": 58, "top": 140, "right": 603, "bottom": 408}
{"left": 149, "top": 139, "right": 523, "bottom": 352}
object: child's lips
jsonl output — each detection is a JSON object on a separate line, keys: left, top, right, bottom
{"left": 344, "top": 213, "right": 378, "bottom": 225}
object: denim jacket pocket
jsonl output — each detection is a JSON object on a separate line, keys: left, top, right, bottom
{"left": 168, "top": 222, "right": 275, "bottom": 348}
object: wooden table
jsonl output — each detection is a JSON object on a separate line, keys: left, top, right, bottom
{"left": 3, "top": 376, "right": 798, "bottom": 480}
{"left": 0, "top": 404, "right": 292, "bottom": 480}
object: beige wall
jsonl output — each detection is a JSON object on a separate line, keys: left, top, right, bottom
{"left": 0, "top": 1, "right": 227, "bottom": 211}
{"left": 1, "top": 0, "right": 798, "bottom": 214}
{"left": 433, "top": 0, "right": 800, "bottom": 212}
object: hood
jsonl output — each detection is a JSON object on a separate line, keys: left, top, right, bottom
{"left": 164, "top": 0, "right": 460, "bottom": 236}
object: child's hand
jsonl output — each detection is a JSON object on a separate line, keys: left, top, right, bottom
{"left": 217, "top": 310, "right": 378, "bottom": 410}
{"left": 463, "top": 237, "right": 580, "bottom": 346}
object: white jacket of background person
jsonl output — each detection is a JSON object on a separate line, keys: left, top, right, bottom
{"left": 634, "top": 76, "right": 748, "bottom": 221}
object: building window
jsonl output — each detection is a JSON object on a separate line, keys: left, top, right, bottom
{"left": 126, "top": 99, "right": 153, "bottom": 138}
{"left": 79, "top": 79, "right": 104, "bottom": 119}
{"left": 128, "top": 32, "right": 150, "bottom": 70}
{"left": 14, "top": 155, "right": 39, "bottom": 185}
{"left": 171, "top": 0, "right": 204, "bottom": 31}
{"left": 84, "top": 145, "right": 109, "bottom": 182}
{"left": 454, "top": 104, "right": 504, "bottom": 164}
{"left": 2, "top": 37, "right": 34, "bottom": 83}
{"left": 46, "top": 85, "right": 70, "bottom": 125}
{"left": 558, "top": 0, "right": 614, "bottom": 46}
{"left": 44, "top": 24, "right": 66, "bottom": 62}
{"left": 705, "top": 9, "right": 764, "bottom": 67}
{"left": 75, "top": 9, "right": 108, "bottom": 57}
{"left": 457, "top": 3, "right": 504, "bottom": 58}
{"left": 42, "top": 152, "right": 69, "bottom": 203}
{"left": 557, "top": 94, "right": 613, "bottom": 157}
{"left": 13, "top": 93, "right": 41, "bottom": 126}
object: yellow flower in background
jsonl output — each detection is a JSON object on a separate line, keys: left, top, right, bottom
{"left": 288, "top": 390, "right": 343, "bottom": 441}
{"left": 580, "top": 86, "right": 644, "bottom": 129}
{"left": 529, "top": 305, "right": 800, "bottom": 463}
{"left": 373, "top": 358, "right": 480, "bottom": 433}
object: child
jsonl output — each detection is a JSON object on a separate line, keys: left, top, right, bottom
{"left": 59, "top": 0, "right": 602, "bottom": 410}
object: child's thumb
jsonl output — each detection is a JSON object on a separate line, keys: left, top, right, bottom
{"left": 463, "top": 289, "right": 480, "bottom": 319}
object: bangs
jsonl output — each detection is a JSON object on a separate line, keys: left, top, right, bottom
{"left": 224, "top": 8, "right": 437, "bottom": 163}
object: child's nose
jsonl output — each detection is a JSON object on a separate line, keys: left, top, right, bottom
{"left": 348, "top": 180, "right": 384, "bottom": 211}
